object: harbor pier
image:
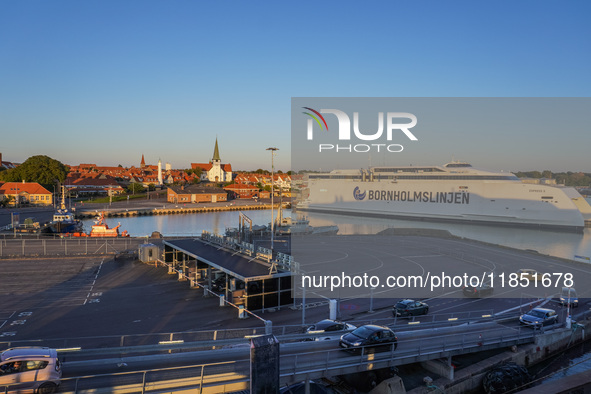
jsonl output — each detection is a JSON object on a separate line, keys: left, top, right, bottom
{"left": 74, "top": 202, "right": 284, "bottom": 219}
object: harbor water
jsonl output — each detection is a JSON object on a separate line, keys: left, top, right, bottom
{"left": 82, "top": 205, "right": 591, "bottom": 263}
{"left": 81, "top": 209, "right": 282, "bottom": 238}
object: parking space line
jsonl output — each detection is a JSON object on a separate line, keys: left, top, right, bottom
{"left": 83, "top": 259, "right": 104, "bottom": 305}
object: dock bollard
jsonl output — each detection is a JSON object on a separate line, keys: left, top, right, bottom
{"left": 239, "top": 305, "right": 247, "bottom": 319}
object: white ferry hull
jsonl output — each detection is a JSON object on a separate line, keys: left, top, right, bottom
{"left": 300, "top": 178, "right": 586, "bottom": 232}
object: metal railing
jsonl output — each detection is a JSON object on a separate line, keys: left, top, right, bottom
{"left": 47, "top": 325, "right": 539, "bottom": 393}
{"left": 1, "top": 308, "right": 509, "bottom": 353}
{"left": 0, "top": 237, "right": 147, "bottom": 257}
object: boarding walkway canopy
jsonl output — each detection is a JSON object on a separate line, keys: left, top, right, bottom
{"left": 163, "top": 238, "right": 293, "bottom": 311}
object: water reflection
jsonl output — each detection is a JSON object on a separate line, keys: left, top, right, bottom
{"left": 304, "top": 211, "right": 591, "bottom": 262}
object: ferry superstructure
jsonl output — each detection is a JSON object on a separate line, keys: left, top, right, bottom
{"left": 297, "top": 163, "right": 591, "bottom": 231}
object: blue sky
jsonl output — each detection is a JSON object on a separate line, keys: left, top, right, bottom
{"left": 1, "top": 1, "right": 590, "bottom": 172}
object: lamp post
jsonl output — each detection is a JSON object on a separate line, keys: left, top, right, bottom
{"left": 266, "top": 147, "right": 279, "bottom": 250}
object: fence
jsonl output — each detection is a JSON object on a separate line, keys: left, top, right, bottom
{"left": 0, "top": 237, "right": 149, "bottom": 257}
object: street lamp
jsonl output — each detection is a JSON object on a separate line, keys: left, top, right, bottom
{"left": 266, "top": 147, "right": 279, "bottom": 250}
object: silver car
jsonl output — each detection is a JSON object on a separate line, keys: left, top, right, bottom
{"left": 0, "top": 347, "right": 61, "bottom": 393}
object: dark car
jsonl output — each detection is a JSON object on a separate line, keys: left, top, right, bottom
{"left": 305, "top": 319, "right": 357, "bottom": 341}
{"left": 560, "top": 287, "right": 578, "bottom": 307}
{"left": 339, "top": 325, "right": 397, "bottom": 353}
{"left": 519, "top": 307, "right": 558, "bottom": 327}
{"left": 393, "top": 299, "right": 429, "bottom": 317}
{"left": 463, "top": 282, "right": 494, "bottom": 298}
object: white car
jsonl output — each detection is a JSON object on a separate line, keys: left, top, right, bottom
{"left": 0, "top": 347, "right": 61, "bottom": 394}
{"left": 517, "top": 269, "right": 544, "bottom": 282}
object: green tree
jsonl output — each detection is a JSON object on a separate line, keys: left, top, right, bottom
{"left": 126, "top": 182, "right": 145, "bottom": 194}
{"left": 0, "top": 155, "right": 68, "bottom": 189}
{"left": 0, "top": 195, "right": 14, "bottom": 207}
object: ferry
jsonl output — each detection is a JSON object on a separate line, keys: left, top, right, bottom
{"left": 297, "top": 163, "right": 591, "bottom": 232}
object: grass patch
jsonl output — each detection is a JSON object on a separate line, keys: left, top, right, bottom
{"left": 79, "top": 194, "right": 148, "bottom": 204}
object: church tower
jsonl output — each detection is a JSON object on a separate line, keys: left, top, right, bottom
{"left": 140, "top": 154, "right": 146, "bottom": 168}
{"left": 212, "top": 138, "right": 221, "bottom": 165}
{"left": 211, "top": 138, "right": 222, "bottom": 182}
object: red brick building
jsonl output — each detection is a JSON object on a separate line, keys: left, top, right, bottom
{"left": 223, "top": 183, "right": 260, "bottom": 199}
{"left": 167, "top": 185, "right": 228, "bottom": 203}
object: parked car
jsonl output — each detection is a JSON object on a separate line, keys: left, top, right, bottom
{"left": 560, "top": 287, "right": 578, "bottom": 307}
{"left": 305, "top": 319, "right": 357, "bottom": 341}
{"left": 393, "top": 299, "right": 429, "bottom": 317}
{"left": 463, "top": 281, "right": 494, "bottom": 297}
{"left": 517, "top": 269, "right": 544, "bottom": 282}
{"left": 519, "top": 307, "right": 558, "bottom": 328}
{"left": 0, "top": 347, "right": 61, "bottom": 394}
{"left": 339, "top": 325, "right": 398, "bottom": 353}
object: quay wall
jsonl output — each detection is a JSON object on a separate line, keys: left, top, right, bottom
{"left": 74, "top": 203, "right": 282, "bottom": 219}
{"left": 406, "top": 318, "right": 591, "bottom": 394}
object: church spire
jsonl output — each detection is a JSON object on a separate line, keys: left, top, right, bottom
{"left": 212, "top": 138, "right": 221, "bottom": 162}
{"left": 140, "top": 154, "right": 146, "bottom": 168}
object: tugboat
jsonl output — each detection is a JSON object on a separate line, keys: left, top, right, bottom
{"left": 41, "top": 187, "right": 84, "bottom": 235}
{"left": 88, "top": 212, "right": 129, "bottom": 237}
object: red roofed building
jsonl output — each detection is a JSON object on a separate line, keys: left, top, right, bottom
{"left": 0, "top": 182, "right": 53, "bottom": 206}
{"left": 191, "top": 138, "right": 232, "bottom": 182}
{"left": 223, "top": 183, "right": 260, "bottom": 199}
{"left": 64, "top": 174, "right": 125, "bottom": 196}
{"left": 167, "top": 185, "right": 228, "bottom": 203}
